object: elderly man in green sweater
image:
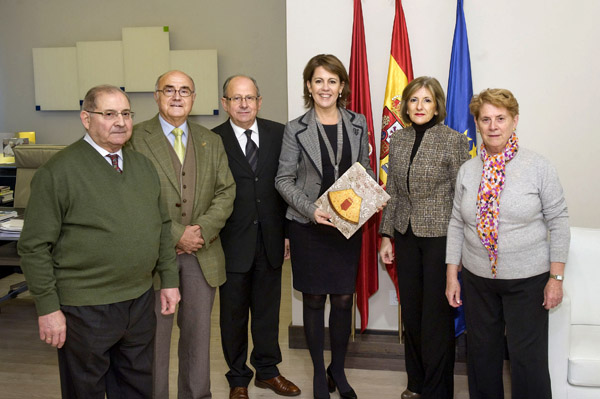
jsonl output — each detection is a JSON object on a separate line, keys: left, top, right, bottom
{"left": 18, "top": 85, "right": 180, "bottom": 399}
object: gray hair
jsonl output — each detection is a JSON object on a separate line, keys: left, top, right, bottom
{"left": 82, "top": 85, "right": 129, "bottom": 111}
{"left": 222, "top": 75, "right": 261, "bottom": 97}
{"left": 154, "top": 70, "right": 196, "bottom": 91}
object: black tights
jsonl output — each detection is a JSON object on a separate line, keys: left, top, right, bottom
{"left": 303, "top": 293, "right": 353, "bottom": 398}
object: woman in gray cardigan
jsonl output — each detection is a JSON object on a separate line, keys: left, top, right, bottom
{"left": 275, "top": 54, "right": 373, "bottom": 399}
{"left": 445, "top": 88, "right": 570, "bottom": 399}
{"left": 379, "top": 76, "right": 470, "bottom": 399}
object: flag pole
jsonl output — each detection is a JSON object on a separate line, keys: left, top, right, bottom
{"left": 352, "top": 293, "right": 356, "bottom": 341}
{"left": 398, "top": 304, "right": 402, "bottom": 343}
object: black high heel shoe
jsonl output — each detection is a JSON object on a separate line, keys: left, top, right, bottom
{"left": 326, "top": 367, "right": 357, "bottom": 399}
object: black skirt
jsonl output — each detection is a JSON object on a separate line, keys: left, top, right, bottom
{"left": 288, "top": 220, "right": 362, "bottom": 295}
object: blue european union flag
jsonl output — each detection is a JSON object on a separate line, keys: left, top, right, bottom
{"left": 446, "top": 0, "right": 477, "bottom": 159}
{"left": 446, "top": 0, "right": 473, "bottom": 337}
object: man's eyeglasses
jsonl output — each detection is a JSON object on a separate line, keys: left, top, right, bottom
{"left": 86, "top": 110, "right": 135, "bottom": 121}
{"left": 223, "top": 95, "right": 260, "bottom": 104}
{"left": 156, "top": 86, "right": 194, "bottom": 97}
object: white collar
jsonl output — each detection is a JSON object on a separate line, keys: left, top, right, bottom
{"left": 230, "top": 119, "right": 259, "bottom": 140}
{"left": 159, "top": 114, "right": 189, "bottom": 137}
{"left": 83, "top": 133, "right": 123, "bottom": 159}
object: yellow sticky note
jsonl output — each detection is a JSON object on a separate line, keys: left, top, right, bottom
{"left": 17, "top": 132, "right": 36, "bottom": 144}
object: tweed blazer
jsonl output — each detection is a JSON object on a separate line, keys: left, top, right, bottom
{"left": 275, "top": 108, "right": 375, "bottom": 224}
{"left": 128, "top": 114, "right": 236, "bottom": 287}
{"left": 379, "top": 123, "right": 470, "bottom": 237}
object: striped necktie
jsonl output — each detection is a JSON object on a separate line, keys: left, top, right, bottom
{"left": 106, "top": 154, "right": 122, "bottom": 174}
{"left": 172, "top": 128, "right": 185, "bottom": 163}
{"left": 244, "top": 129, "right": 258, "bottom": 172}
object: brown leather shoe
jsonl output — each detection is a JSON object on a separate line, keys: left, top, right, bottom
{"left": 401, "top": 389, "right": 421, "bottom": 399}
{"left": 230, "top": 386, "right": 249, "bottom": 399}
{"left": 255, "top": 375, "right": 301, "bottom": 396}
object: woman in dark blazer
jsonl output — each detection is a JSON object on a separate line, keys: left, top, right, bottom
{"left": 378, "top": 76, "right": 470, "bottom": 399}
{"left": 275, "top": 54, "right": 373, "bottom": 399}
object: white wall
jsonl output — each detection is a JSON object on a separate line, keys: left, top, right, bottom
{"left": 287, "top": 0, "right": 600, "bottom": 330}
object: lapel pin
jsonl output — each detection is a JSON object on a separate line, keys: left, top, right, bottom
{"left": 202, "top": 142, "right": 207, "bottom": 146}
{"left": 353, "top": 127, "right": 360, "bottom": 136}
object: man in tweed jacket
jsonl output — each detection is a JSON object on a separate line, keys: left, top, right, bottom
{"left": 128, "top": 70, "right": 235, "bottom": 399}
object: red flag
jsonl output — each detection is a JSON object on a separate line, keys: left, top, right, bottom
{"left": 348, "top": 0, "right": 378, "bottom": 332}
{"left": 380, "top": 0, "right": 414, "bottom": 300}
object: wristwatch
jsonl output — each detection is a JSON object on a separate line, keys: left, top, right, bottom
{"left": 549, "top": 273, "right": 564, "bottom": 281}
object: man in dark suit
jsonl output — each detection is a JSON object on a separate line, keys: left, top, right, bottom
{"left": 213, "top": 75, "right": 300, "bottom": 399}
{"left": 129, "top": 70, "right": 236, "bottom": 399}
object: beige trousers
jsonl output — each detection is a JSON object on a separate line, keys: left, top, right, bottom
{"left": 153, "top": 254, "right": 216, "bottom": 399}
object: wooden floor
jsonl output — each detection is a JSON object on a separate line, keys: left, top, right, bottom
{"left": 0, "top": 263, "right": 510, "bottom": 398}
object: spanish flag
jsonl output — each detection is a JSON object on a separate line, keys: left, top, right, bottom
{"left": 379, "top": 0, "right": 414, "bottom": 298}
{"left": 379, "top": 0, "right": 414, "bottom": 190}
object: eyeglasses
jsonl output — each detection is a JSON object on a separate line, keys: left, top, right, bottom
{"left": 156, "top": 86, "right": 194, "bottom": 97}
{"left": 86, "top": 110, "right": 135, "bottom": 120}
{"left": 223, "top": 95, "right": 260, "bottom": 104}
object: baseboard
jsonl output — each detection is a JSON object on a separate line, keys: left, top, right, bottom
{"left": 289, "top": 324, "right": 468, "bottom": 374}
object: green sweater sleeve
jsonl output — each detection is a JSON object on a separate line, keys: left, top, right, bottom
{"left": 18, "top": 167, "right": 63, "bottom": 316}
{"left": 155, "top": 178, "right": 179, "bottom": 289}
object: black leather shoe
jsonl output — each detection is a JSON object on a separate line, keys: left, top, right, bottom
{"left": 326, "top": 367, "right": 357, "bottom": 399}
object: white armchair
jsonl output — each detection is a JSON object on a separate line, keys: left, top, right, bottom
{"left": 549, "top": 227, "right": 600, "bottom": 399}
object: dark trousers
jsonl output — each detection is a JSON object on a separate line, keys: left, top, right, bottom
{"left": 58, "top": 288, "right": 155, "bottom": 399}
{"left": 462, "top": 268, "right": 551, "bottom": 399}
{"left": 219, "top": 234, "right": 282, "bottom": 387}
{"left": 395, "top": 228, "right": 455, "bottom": 399}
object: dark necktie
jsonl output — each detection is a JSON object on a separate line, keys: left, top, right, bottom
{"left": 244, "top": 129, "right": 258, "bottom": 172}
{"left": 106, "top": 154, "right": 122, "bottom": 174}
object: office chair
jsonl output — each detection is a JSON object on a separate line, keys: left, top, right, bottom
{"left": 0, "top": 144, "right": 65, "bottom": 304}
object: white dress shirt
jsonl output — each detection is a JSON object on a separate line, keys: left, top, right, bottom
{"left": 230, "top": 119, "right": 259, "bottom": 155}
{"left": 83, "top": 133, "right": 124, "bottom": 170}
{"left": 159, "top": 114, "right": 189, "bottom": 148}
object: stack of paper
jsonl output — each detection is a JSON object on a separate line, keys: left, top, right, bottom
{"left": 0, "top": 187, "right": 14, "bottom": 204}
{"left": 0, "top": 210, "right": 17, "bottom": 222}
{"left": 0, "top": 218, "right": 23, "bottom": 238}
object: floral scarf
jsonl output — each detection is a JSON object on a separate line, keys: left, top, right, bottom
{"left": 476, "top": 132, "right": 519, "bottom": 277}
